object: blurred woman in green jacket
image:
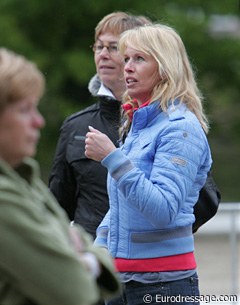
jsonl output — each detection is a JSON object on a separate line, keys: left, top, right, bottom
{"left": 0, "top": 47, "right": 120, "bottom": 305}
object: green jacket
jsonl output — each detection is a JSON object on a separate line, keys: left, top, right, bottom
{"left": 0, "top": 158, "right": 120, "bottom": 305}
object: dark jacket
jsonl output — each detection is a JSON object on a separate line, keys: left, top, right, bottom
{"left": 49, "top": 75, "right": 121, "bottom": 238}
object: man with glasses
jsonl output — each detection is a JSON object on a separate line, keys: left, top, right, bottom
{"left": 49, "top": 12, "right": 151, "bottom": 239}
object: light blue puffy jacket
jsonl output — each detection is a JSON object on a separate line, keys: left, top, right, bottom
{"left": 95, "top": 101, "right": 212, "bottom": 260}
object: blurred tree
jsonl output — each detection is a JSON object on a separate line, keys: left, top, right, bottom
{"left": 0, "top": 0, "right": 239, "bottom": 201}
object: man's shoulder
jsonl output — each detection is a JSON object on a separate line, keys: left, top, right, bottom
{"left": 60, "top": 103, "right": 101, "bottom": 132}
{"left": 67, "top": 103, "right": 100, "bottom": 123}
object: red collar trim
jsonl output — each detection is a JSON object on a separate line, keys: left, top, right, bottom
{"left": 122, "top": 99, "right": 150, "bottom": 121}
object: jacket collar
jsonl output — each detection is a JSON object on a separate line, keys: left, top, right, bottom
{"left": 88, "top": 74, "right": 121, "bottom": 122}
{"left": 88, "top": 74, "right": 101, "bottom": 97}
{"left": 0, "top": 157, "right": 39, "bottom": 185}
{"left": 97, "top": 82, "right": 116, "bottom": 99}
{"left": 88, "top": 74, "right": 116, "bottom": 100}
{"left": 132, "top": 100, "right": 187, "bottom": 131}
{"left": 132, "top": 101, "right": 161, "bottom": 130}
{"left": 167, "top": 100, "right": 187, "bottom": 121}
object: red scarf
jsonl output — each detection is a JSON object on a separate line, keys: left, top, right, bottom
{"left": 122, "top": 99, "right": 150, "bottom": 121}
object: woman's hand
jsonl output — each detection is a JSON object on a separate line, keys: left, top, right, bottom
{"left": 69, "top": 225, "right": 101, "bottom": 278}
{"left": 85, "top": 126, "right": 116, "bottom": 161}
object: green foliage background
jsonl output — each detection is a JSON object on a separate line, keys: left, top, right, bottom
{"left": 1, "top": 0, "right": 239, "bottom": 201}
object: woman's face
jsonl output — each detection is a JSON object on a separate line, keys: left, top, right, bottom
{"left": 94, "top": 32, "right": 125, "bottom": 98}
{"left": 123, "top": 46, "right": 161, "bottom": 105}
{"left": 0, "top": 97, "right": 45, "bottom": 167}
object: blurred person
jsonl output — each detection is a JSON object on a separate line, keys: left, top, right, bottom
{"left": 85, "top": 24, "right": 212, "bottom": 305}
{"left": 0, "top": 47, "right": 120, "bottom": 305}
{"left": 48, "top": 11, "right": 152, "bottom": 238}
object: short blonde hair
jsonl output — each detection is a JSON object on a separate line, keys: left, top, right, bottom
{"left": 94, "top": 11, "right": 152, "bottom": 41}
{"left": 0, "top": 48, "right": 45, "bottom": 112}
{"left": 119, "top": 24, "right": 209, "bottom": 133}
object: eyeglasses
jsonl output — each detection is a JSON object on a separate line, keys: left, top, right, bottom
{"left": 92, "top": 43, "right": 118, "bottom": 54}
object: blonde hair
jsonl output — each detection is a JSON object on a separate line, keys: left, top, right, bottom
{"left": 0, "top": 48, "right": 45, "bottom": 113}
{"left": 119, "top": 24, "right": 209, "bottom": 134}
{"left": 94, "top": 11, "right": 152, "bottom": 41}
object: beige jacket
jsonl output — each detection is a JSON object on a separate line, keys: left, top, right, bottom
{"left": 0, "top": 158, "right": 120, "bottom": 305}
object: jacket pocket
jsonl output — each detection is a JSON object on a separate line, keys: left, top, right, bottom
{"left": 66, "top": 134, "right": 86, "bottom": 162}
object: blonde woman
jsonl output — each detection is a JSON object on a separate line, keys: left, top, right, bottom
{"left": 85, "top": 24, "right": 212, "bottom": 305}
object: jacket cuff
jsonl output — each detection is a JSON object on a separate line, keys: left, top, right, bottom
{"left": 101, "top": 149, "right": 134, "bottom": 180}
{"left": 94, "top": 226, "right": 108, "bottom": 248}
